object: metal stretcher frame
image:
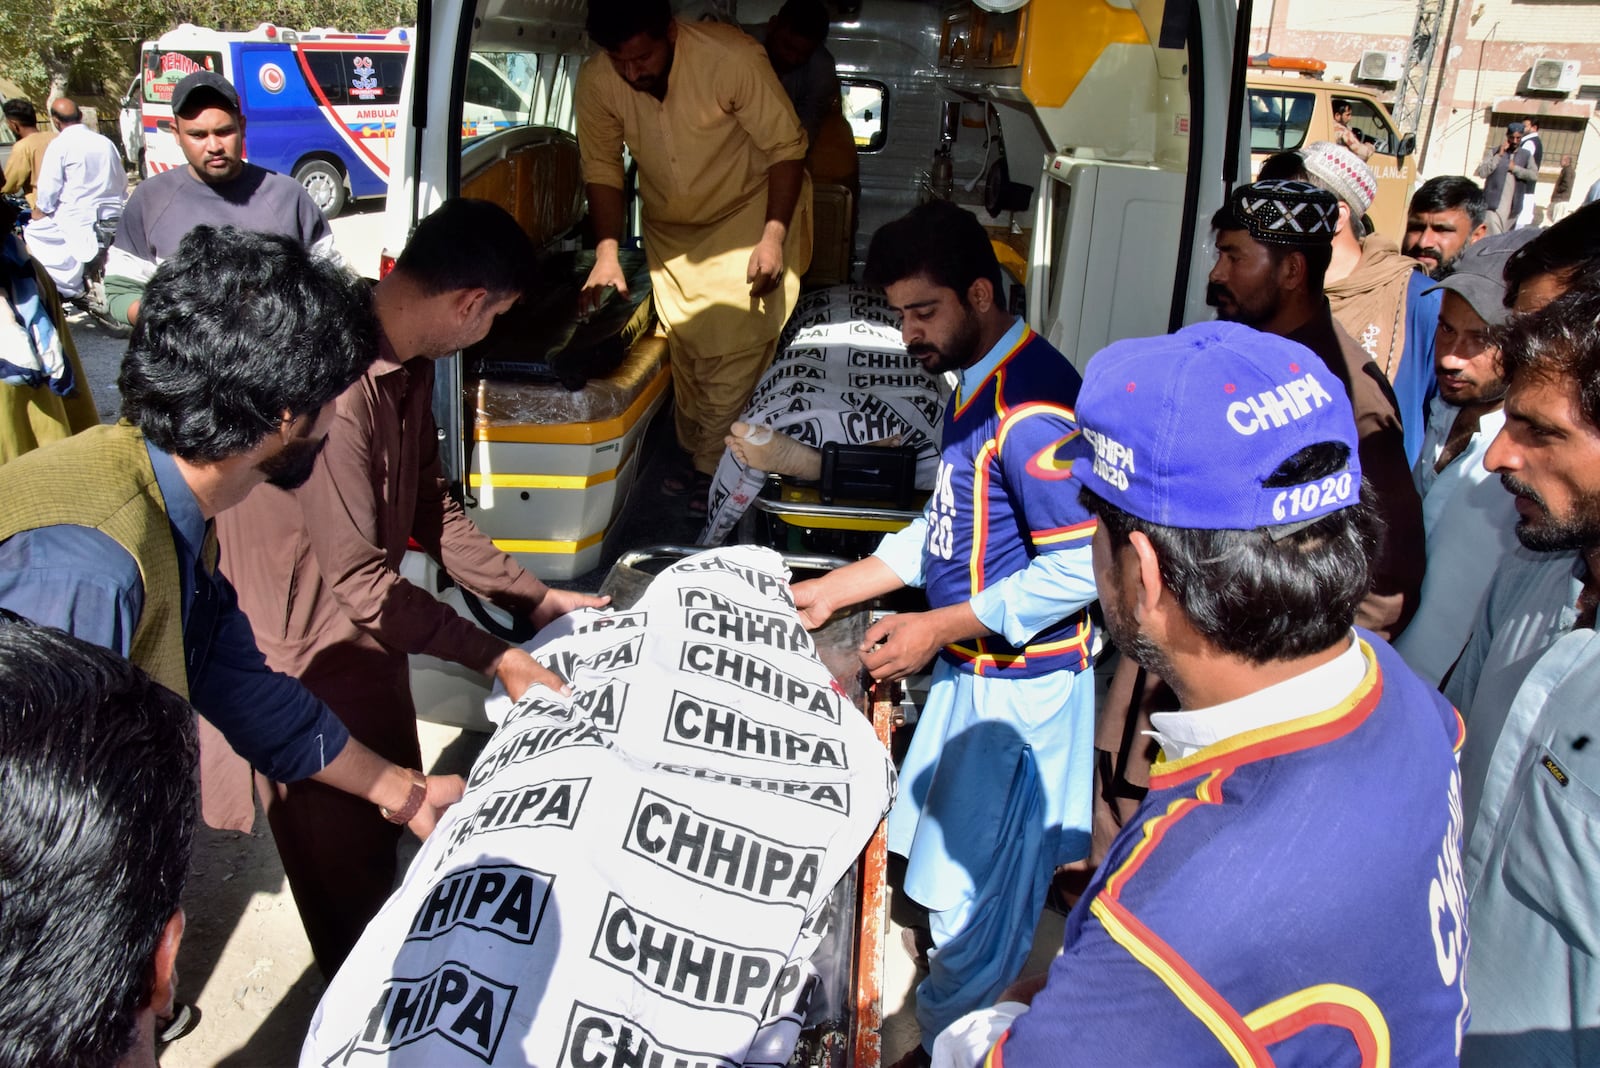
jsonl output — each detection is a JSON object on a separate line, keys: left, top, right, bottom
{"left": 749, "top": 483, "right": 927, "bottom": 534}
{"left": 601, "top": 548, "right": 890, "bottom": 1068}
{"left": 853, "top": 685, "right": 894, "bottom": 1068}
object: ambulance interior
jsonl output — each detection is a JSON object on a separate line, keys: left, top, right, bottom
{"left": 395, "top": 0, "right": 1225, "bottom": 599}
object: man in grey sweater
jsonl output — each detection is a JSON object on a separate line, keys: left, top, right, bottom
{"left": 106, "top": 71, "right": 335, "bottom": 324}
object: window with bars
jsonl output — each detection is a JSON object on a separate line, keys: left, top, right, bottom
{"left": 1485, "top": 112, "right": 1584, "bottom": 173}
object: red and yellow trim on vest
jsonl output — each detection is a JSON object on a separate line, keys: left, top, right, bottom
{"left": 1149, "top": 640, "right": 1383, "bottom": 790}
{"left": 949, "top": 326, "right": 1035, "bottom": 421}
{"left": 984, "top": 644, "right": 1395, "bottom": 1067}
{"left": 944, "top": 615, "right": 1092, "bottom": 676}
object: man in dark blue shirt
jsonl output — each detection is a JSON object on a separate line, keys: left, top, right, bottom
{"left": 0, "top": 225, "right": 466, "bottom": 839}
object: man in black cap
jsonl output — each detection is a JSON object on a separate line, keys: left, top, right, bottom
{"left": 1074, "top": 179, "right": 1427, "bottom": 907}
{"left": 105, "top": 71, "right": 336, "bottom": 325}
{"left": 1206, "top": 178, "right": 1423, "bottom": 638}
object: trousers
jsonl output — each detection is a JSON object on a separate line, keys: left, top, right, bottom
{"left": 258, "top": 644, "right": 421, "bottom": 978}
{"left": 889, "top": 661, "right": 1095, "bottom": 1050}
{"left": 669, "top": 330, "right": 785, "bottom": 474}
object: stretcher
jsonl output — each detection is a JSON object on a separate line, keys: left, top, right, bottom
{"left": 600, "top": 547, "right": 893, "bottom": 1068}
{"left": 463, "top": 315, "right": 672, "bottom": 581}
{"left": 742, "top": 478, "right": 927, "bottom": 561}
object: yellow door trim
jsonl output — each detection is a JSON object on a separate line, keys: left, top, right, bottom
{"left": 774, "top": 513, "right": 910, "bottom": 533}
{"left": 493, "top": 531, "right": 607, "bottom": 555}
{"left": 475, "top": 343, "right": 671, "bottom": 445}
{"left": 468, "top": 468, "right": 618, "bottom": 491}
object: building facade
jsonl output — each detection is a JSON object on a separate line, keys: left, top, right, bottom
{"left": 1250, "top": 0, "right": 1600, "bottom": 219}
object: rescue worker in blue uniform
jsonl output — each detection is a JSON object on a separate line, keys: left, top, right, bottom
{"left": 791, "top": 199, "right": 1098, "bottom": 1062}
{"left": 956, "top": 323, "right": 1468, "bottom": 1067}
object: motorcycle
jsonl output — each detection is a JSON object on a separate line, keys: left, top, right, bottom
{"left": 68, "top": 202, "right": 126, "bottom": 334}
{"left": 2, "top": 193, "right": 28, "bottom": 237}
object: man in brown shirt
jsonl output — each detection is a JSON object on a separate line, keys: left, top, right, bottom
{"left": 1062, "top": 180, "right": 1427, "bottom": 893}
{"left": 1, "top": 99, "right": 56, "bottom": 210}
{"left": 218, "top": 198, "right": 608, "bottom": 975}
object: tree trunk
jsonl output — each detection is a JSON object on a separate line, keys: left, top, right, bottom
{"left": 44, "top": 44, "right": 71, "bottom": 107}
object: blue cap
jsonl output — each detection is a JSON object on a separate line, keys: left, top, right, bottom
{"left": 1076, "top": 322, "right": 1362, "bottom": 531}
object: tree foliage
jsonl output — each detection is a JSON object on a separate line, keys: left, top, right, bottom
{"left": 0, "top": 0, "right": 415, "bottom": 103}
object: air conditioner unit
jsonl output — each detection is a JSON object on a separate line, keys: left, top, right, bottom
{"left": 1357, "top": 50, "right": 1402, "bottom": 83}
{"left": 1529, "top": 57, "right": 1581, "bottom": 94}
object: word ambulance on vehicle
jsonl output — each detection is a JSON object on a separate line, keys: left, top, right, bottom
{"left": 138, "top": 23, "right": 410, "bottom": 216}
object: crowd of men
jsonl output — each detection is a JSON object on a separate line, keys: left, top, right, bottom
{"left": 2, "top": 9, "right": 1600, "bottom": 1068}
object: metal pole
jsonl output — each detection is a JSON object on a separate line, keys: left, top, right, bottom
{"left": 1391, "top": 0, "right": 1448, "bottom": 137}
{"left": 1223, "top": 0, "right": 1254, "bottom": 188}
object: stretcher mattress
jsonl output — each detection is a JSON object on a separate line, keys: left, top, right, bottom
{"left": 301, "top": 546, "right": 895, "bottom": 1066}
{"left": 470, "top": 333, "right": 668, "bottom": 434}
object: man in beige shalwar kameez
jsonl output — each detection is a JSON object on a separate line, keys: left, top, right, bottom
{"left": 576, "top": 0, "right": 812, "bottom": 514}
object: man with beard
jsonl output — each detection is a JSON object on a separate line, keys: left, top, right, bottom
{"left": 1449, "top": 285, "right": 1600, "bottom": 1049}
{"left": 1393, "top": 232, "right": 1536, "bottom": 687}
{"left": 790, "top": 200, "right": 1097, "bottom": 1067}
{"left": 0, "top": 226, "right": 466, "bottom": 1037}
{"left": 1069, "top": 180, "right": 1426, "bottom": 931}
{"left": 1403, "top": 175, "right": 1489, "bottom": 280}
{"left": 576, "top": 0, "right": 811, "bottom": 517}
{"left": 1331, "top": 96, "right": 1376, "bottom": 161}
{"left": 1300, "top": 141, "right": 1440, "bottom": 465}
{"left": 106, "top": 72, "right": 335, "bottom": 327}
{"left": 217, "top": 199, "right": 607, "bottom": 977}
{"left": 946, "top": 322, "right": 1468, "bottom": 1067}
{"left": 1445, "top": 287, "right": 1600, "bottom": 1065}
{"left": 1206, "top": 179, "right": 1423, "bottom": 636}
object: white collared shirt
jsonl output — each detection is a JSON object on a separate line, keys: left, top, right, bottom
{"left": 1148, "top": 634, "right": 1366, "bottom": 760}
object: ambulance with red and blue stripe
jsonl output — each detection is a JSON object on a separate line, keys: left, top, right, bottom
{"left": 137, "top": 23, "right": 411, "bottom": 217}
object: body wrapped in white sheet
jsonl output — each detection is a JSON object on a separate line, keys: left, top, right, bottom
{"left": 301, "top": 547, "right": 894, "bottom": 1067}
{"left": 698, "top": 285, "right": 950, "bottom": 545}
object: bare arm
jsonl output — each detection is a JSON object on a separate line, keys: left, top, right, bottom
{"left": 748, "top": 159, "right": 806, "bottom": 296}
{"left": 790, "top": 555, "right": 906, "bottom": 629}
{"left": 311, "top": 738, "right": 464, "bottom": 839}
{"left": 858, "top": 601, "right": 985, "bottom": 683}
{"left": 1336, "top": 124, "right": 1375, "bottom": 161}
